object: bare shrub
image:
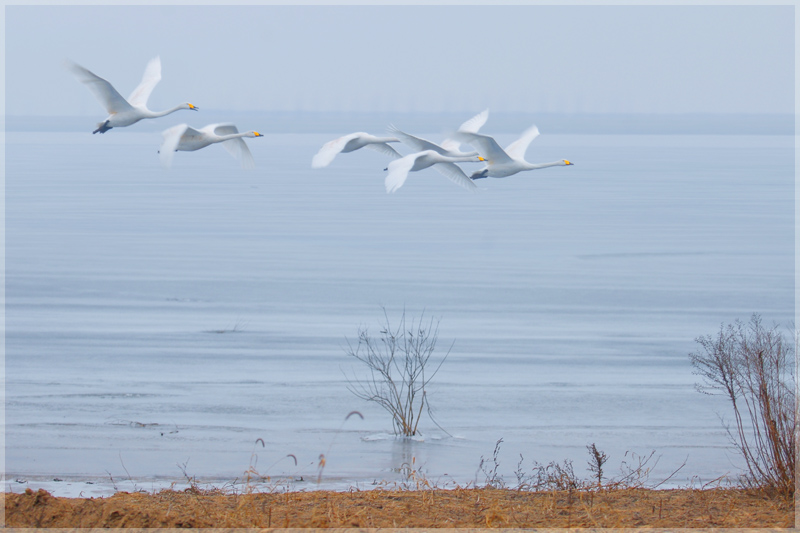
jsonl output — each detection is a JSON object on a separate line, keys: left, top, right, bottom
{"left": 690, "top": 313, "right": 796, "bottom": 495}
{"left": 344, "top": 309, "right": 451, "bottom": 437}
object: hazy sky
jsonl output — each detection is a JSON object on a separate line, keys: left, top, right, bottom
{"left": 3, "top": 3, "right": 795, "bottom": 116}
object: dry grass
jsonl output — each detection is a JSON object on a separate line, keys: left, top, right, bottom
{"left": 5, "top": 485, "right": 792, "bottom": 528}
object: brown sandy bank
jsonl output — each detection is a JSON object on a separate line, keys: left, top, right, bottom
{"left": 5, "top": 486, "right": 793, "bottom": 528}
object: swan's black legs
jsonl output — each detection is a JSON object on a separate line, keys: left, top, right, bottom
{"left": 93, "top": 121, "right": 111, "bottom": 134}
{"left": 470, "top": 169, "right": 489, "bottom": 180}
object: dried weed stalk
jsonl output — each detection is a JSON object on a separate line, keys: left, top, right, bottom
{"left": 480, "top": 439, "right": 675, "bottom": 492}
{"left": 587, "top": 443, "right": 608, "bottom": 488}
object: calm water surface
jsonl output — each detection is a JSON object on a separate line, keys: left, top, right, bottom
{"left": 4, "top": 119, "right": 794, "bottom": 495}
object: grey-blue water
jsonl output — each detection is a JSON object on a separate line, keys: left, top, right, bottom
{"left": 3, "top": 114, "right": 795, "bottom": 496}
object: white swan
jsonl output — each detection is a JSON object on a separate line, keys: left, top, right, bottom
{"left": 160, "top": 123, "right": 263, "bottom": 169}
{"left": 312, "top": 133, "right": 401, "bottom": 168}
{"left": 385, "top": 150, "right": 485, "bottom": 193}
{"left": 454, "top": 125, "right": 573, "bottom": 179}
{"left": 65, "top": 56, "right": 198, "bottom": 134}
{"left": 387, "top": 108, "right": 489, "bottom": 158}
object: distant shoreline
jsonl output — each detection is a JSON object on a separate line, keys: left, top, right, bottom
{"left": 3, "top": 111, "right": 794, "bottom": 135}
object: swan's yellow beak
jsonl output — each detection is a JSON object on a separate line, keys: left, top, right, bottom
{"left": 478, "top": 156, "right": 486, "bottom": 161}
{"left": 564, "top": 160, "right": 573, "bottom": 165}
{"left": 188, "top": 103, "right": 198, "bottom": 110}
{"left": 254, "top": 132, "right": 263, "bottom": 137}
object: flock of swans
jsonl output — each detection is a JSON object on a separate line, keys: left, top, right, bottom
{"left": 66, "top": 56, "right": 263, "bottom": 169}
{"left": 67, "top": 57, "right": 574, "bottom": 190}
{"left": 312, "top": 109, "right": 574, "bottom": 193}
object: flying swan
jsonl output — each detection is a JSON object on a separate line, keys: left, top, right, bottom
{"left": 65, "top": 56, "right": 198, "bottom": 134}
{"left": 454, "top": 125, "right": 573, "bottom": 179}
{"left": 385, "top": 151, "right": 485, "bottom": 193}
{"left": 160, "top": 123, "right": 263, "bottom": 169}
{"left": 311, "top": 133, "right": 402, "bottom": 168}
{"left": 387, "top": 108, "right": 489, "bottom": 158}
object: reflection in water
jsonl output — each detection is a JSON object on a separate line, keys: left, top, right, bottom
{"left": 391, "top": 438, "right": 416, "bottom": 481}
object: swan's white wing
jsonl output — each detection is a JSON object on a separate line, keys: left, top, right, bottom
{"left": 454, "top": 131, "right": 514, "bottom": 165}
{"left": 432, "top": 162, "right": 477, "bottom": 191}
{"left": 386, "top": 125, "right": 445, "bottom": 154}
{"left": 504, "top": 125, "right": 540, "bottom": 161}
{"left": 65, "top": 59, "right": 133, "bottom": 114}
{"left": 312, "top": 133, "right": 358, "bottom": 168}
{"left": 210, "top": 123, "right": 240, "bottom": 136}
{"left": 438, "top": 139, "right": 458, "bottom": 153}
{"left": 441, "top": 109, "right": 489, "bottom": 152}
{"left": 365, "top": 142, "right": 402, "bottom": 160}
{"left": 219, "top": 136, "right": 241, "bottom": 158}
{"left": 222, "top": 138, "right": 255, "bottom": 170}
{"left": 459, "top": 108, "right": 490, "bottom": 133}
{"left": 178, "top": 125, "right": 204, "bottom": 139}
{"left": 160, "top": 123, "right": 189, "bottom": 168}
{"left": 385, "top": 153, "right": 418, "bottom": 193}
{"left": 127, "top": 56, "right": 161, "bottom": 108}
{"left": 173, "top": 125, "right": 205, "bottom": 151}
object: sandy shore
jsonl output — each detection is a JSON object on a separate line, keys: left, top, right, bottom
{"left": 5, "top": 486, "right": 793, "bottom": 528}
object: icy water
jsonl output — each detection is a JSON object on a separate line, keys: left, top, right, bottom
{"left": 3, "top": 115, "right": 795, "bottom": 497}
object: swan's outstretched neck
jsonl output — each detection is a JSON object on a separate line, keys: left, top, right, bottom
{"left": 150, "top": 107, "right": 180, "bottom": 118}
{"left": 219, "top": 132, "right": 250, "bottom": 141}
{"left": 149, "top": 103, "right": 197, "bottom": 118}
{"left": 526, "top": 160, "right": 572, "bottom": 170}
{"left": 219, "top": 131, "right": 262, "bottom": 142}
{"left": 452, "top": 154, "right": 483, "bottom": 163}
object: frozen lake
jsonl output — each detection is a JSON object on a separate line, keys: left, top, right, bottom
{"left": 3, "top": 114, "right": 795, "bottom": 497}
